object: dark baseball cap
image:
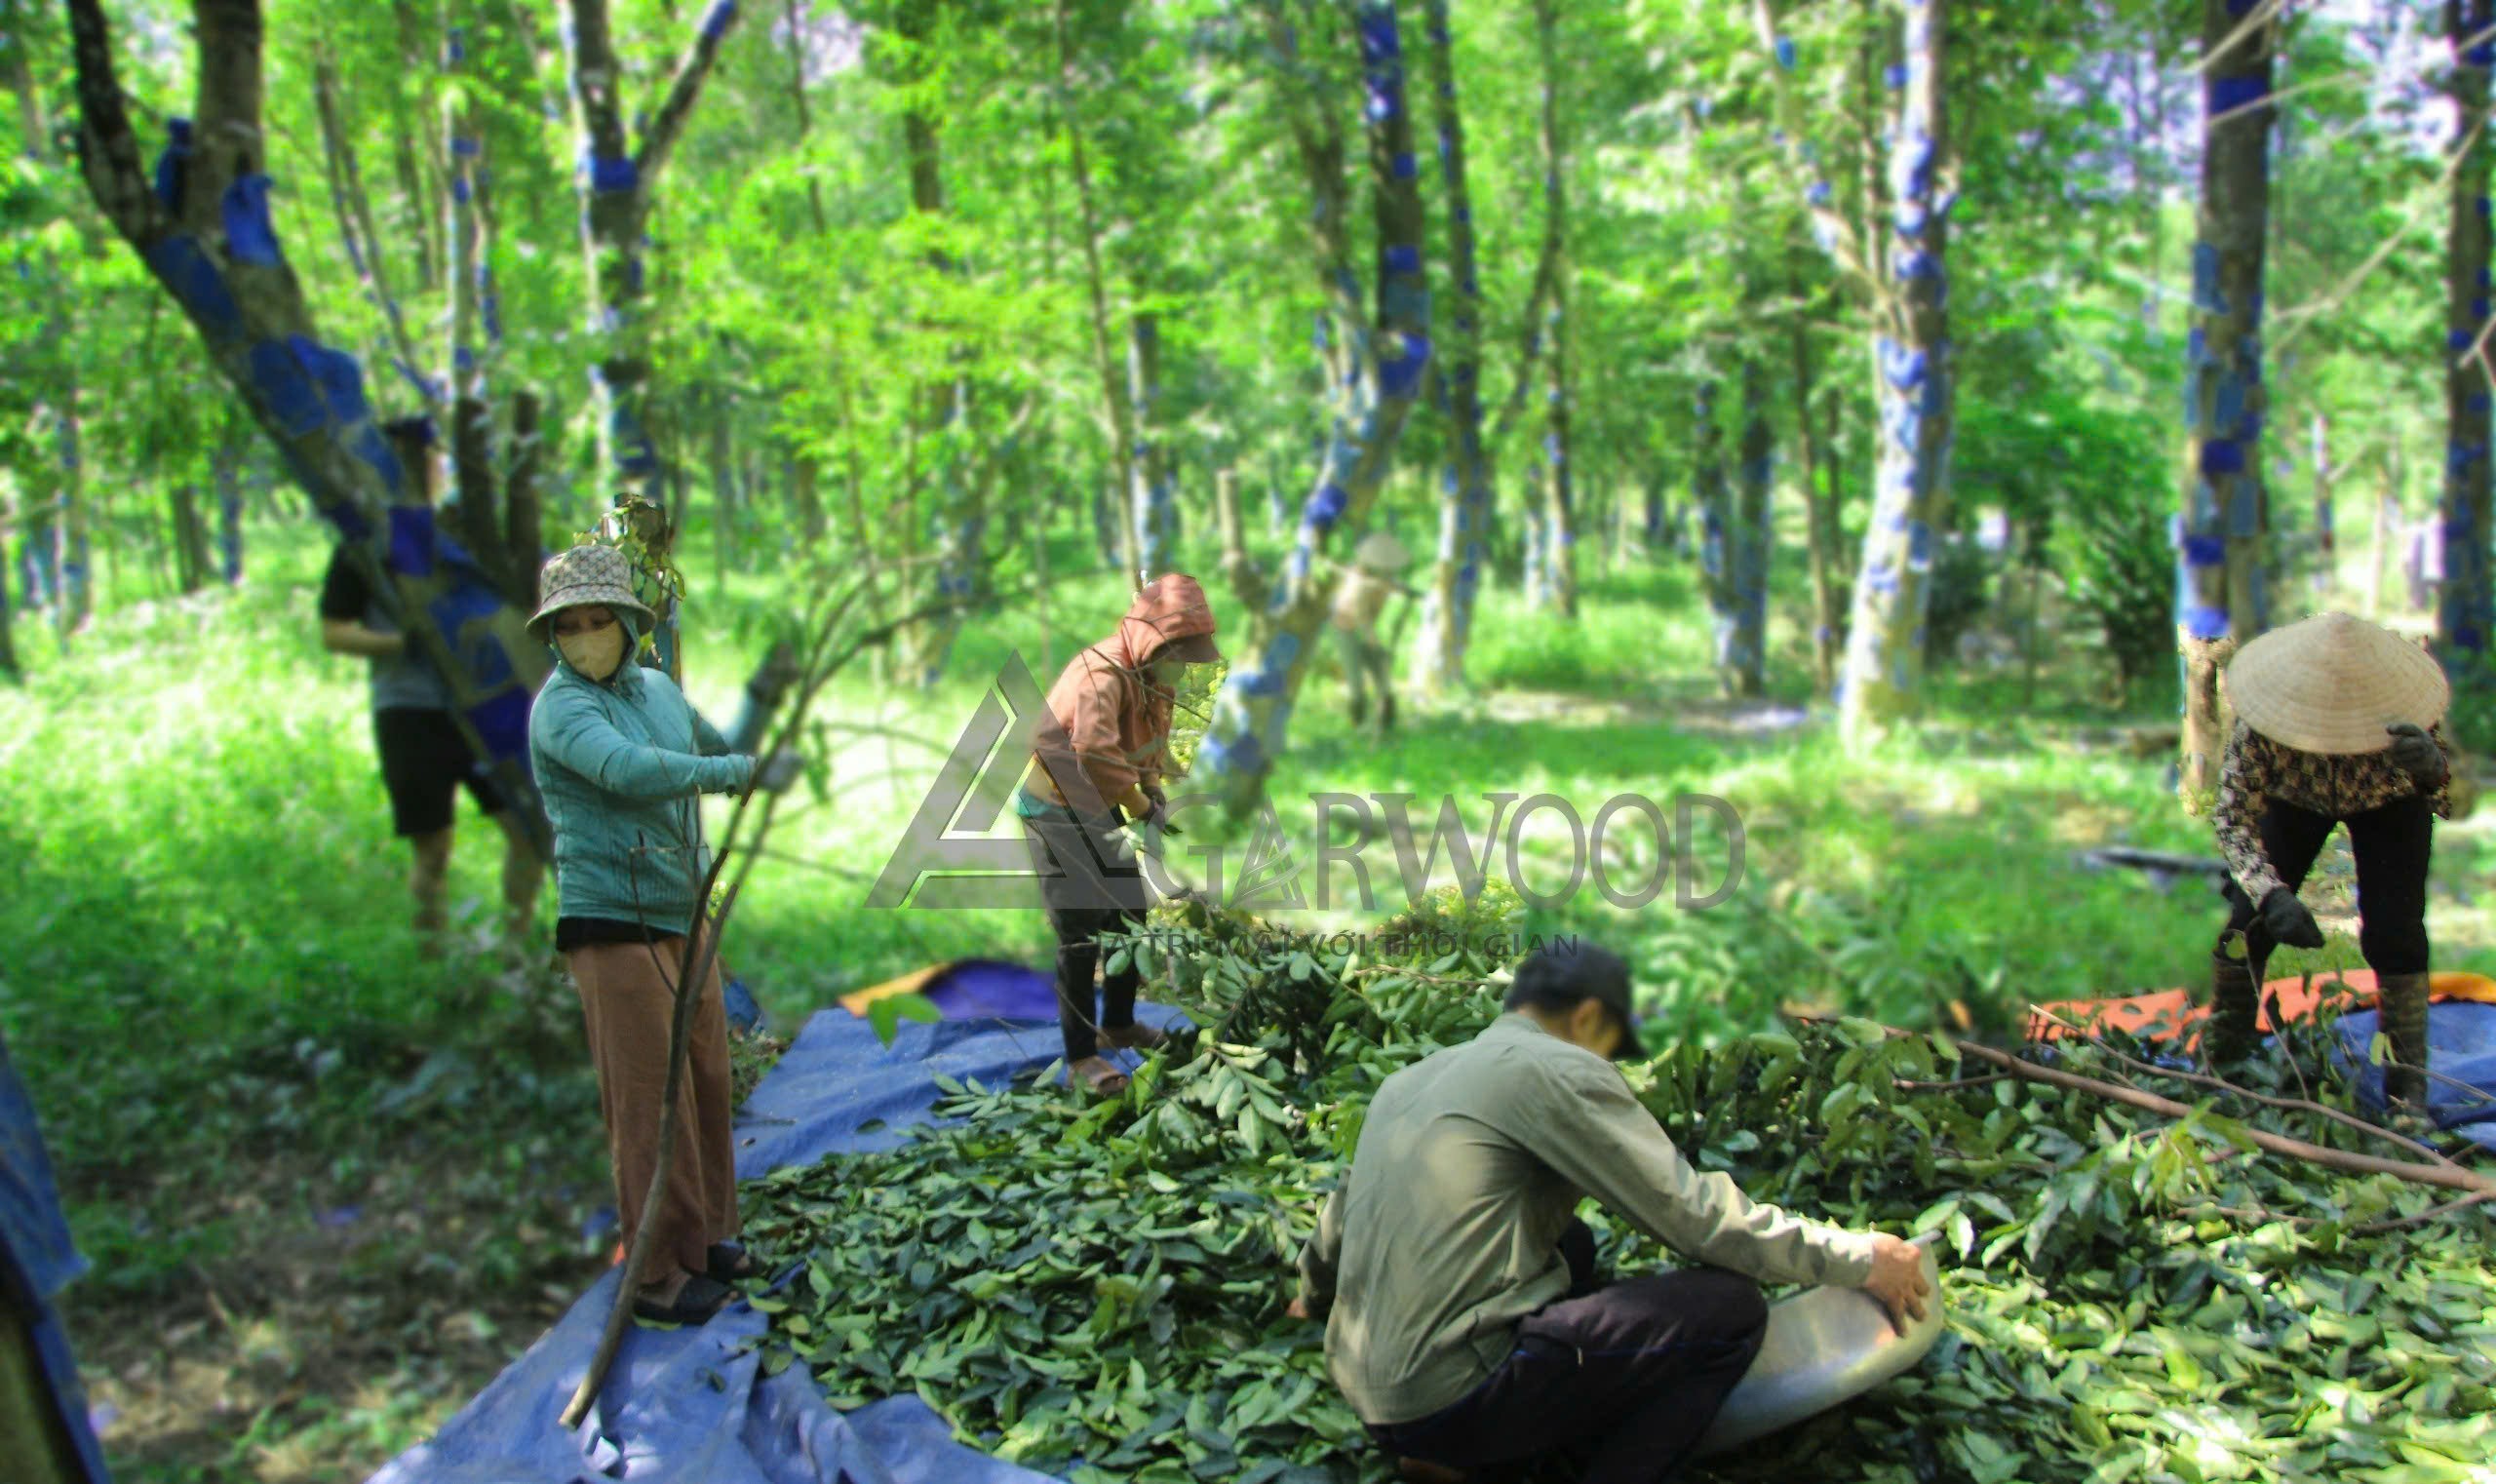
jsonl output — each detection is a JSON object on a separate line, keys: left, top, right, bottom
{"left": 1505, "top": 943, "right": 1642, "bottom": 1060}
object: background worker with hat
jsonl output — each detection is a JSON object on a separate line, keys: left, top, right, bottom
{"left": 1014, "top": 573, "right": 1222, "bottom": 1097}
{"left": 1285, "top": 943, "right": 1930, "bottom": 1484}
{"left": 525, "top": 544, "right": 801, "bottom": 1325}
{"left": 2208, "top": 611, "right": 2464, "bottom": 1101}
{"left": 1329, "top": 528, "right": 1416, "bottom": 733}
{"left": 316, "top": 415, "right": 542, "bottom": 958}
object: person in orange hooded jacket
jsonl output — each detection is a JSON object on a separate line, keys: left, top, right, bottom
{"left": 1013, "top": 574, "right": 1222, "bottom": 1095}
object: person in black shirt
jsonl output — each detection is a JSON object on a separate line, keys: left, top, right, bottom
{"left": 316, "top": 416, "right": 542, "bottom": 957}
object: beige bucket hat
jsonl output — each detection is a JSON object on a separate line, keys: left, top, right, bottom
{"left": 527, "top": 544, "right": 658, "bottom": 644}
{"left": 2221, "top": 611, "right": 2450, "bottom": 756}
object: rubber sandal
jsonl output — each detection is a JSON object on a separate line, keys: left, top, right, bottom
{"left": 706, "top": 1242, "right": 760, "bottom": 1283}
{"left": 1097, "top": 1022, "right": 1170, "bottom": 1052}
{"left": 632, "top": 1273, "right": 733, "bottom": 1326}
{"left": 1071, "top": 1055, "right": 1130, "bottom": 1097}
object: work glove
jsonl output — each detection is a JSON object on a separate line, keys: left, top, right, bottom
{"left": 2258, "top": 885, "right": 2326, "bottom": 950}
{"left": 2385, "top": 722, "right": 2446, "bottom": 789}
{"left": 754, "top": 749, "right": 803, "bottom": 795}
{"left": 1140, "top": 783, "right": 1182, "bottom": 837}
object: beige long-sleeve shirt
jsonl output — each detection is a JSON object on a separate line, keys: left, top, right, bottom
{"left": 1294, "top": 1013, "right": 1878, "bottom": 1425}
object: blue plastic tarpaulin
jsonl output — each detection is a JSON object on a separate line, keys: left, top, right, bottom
{"left": 369, "top": 962, "right": 1187, "bottom": 1484}
{"left": 2332, "top": 1000, "right": 2496, "bottom": 1151}
{"left": 0, "top": 1030, "right": 112, "bottom": 1483}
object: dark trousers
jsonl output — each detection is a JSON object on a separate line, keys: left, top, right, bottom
{"left": 1020, "top": 810, "right": 1150, "bottom": 1063}
{"left": 1369, "top": 1223, "right": 1767, "bottom": 1484}
{"left": 2219, "top": 796, "right": 2431, "bottom": 979}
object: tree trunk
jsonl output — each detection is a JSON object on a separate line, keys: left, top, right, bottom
{"left": 55, "top": 388, "right": 91, "bottom": 636}
{"left": 1732, "top": 361, "right": 1772, "bottom": 695}
{"left": 2311, "top": 411, "right": 2332, "bottom": 598}
{"left": 1531, "top": 0, "right": 1576, "bottom": 620}
{"left": 1792, "top": 310, "right": 1843, "bottom": 693}
{"left": 1130, "top": 311, "right": 1175, "bottom": 577}
{"left": 1053, "top": 0, "right": 1143, "bottom": 592}
{"left": 563, "top": 0, "right": 742, "bottom": 681}
{"left": 1197, "top": 1, "right": 1430, "bottom": 812}
{"left": 1836, "top": 0, "right": 1953, "bottom": 747}
{"left": 506, "top": 389, "right": 545, "bottom": 603}
{"left": 61, "top": 0, "right": 556, "bottom": 856}
{"left": 2175, "top": 0, "right": 2277, "bottom": 808}
{"left": 1696, "top": 378, "right": 1739, "bottom": 687}
{"left": 170, "top": 482, "right": 211, "bottom": 594}
{"left": 215, "top": 410, "right": 248, "bottom": 584}
{"left": 2373, "top": 445, "right": 2400, "bottom": 617}
{"left": 2438, "top": 0, "right": 2494, "bottom": 660}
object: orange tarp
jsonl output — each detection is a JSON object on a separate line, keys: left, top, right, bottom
{"left": 837, "top": 962, "right": 954, "bottom": 1019}
{"left": 2025, "top": 969, "right": 2496, "bottom": 1049}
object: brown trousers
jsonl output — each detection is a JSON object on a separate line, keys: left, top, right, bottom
{"left": 566, "top": 937, "right": 740, "bottom": 1287}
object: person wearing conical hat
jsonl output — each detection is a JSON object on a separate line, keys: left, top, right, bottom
{"left": 1329, "top": 528, "right": 1416, "bottom": 734}
{"left": 525, "top": 544, "right": 801, "bottom": 1325}
{"left": 2207, "top": 611, "right": 2456, "bottom": 1103}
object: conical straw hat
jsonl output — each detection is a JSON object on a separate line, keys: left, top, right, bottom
{"left": 2221, "top": 612, "right": 2449, "bottom": 756}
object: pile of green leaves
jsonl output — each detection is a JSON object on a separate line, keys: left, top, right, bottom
{"left": 734, "top": 887, "right": 2494, "bottom": 1484}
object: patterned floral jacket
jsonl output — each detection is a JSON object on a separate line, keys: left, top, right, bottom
{"left": 2212, "top": 719, "right": 2457, "bottom": 903}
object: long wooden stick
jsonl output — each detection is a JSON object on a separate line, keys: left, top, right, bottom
{"left": 559, "top": 578, "right": 994, "bottom": 1428}
{"left": 1950, "top": 1038, "right": 2495, "bottom": 1197}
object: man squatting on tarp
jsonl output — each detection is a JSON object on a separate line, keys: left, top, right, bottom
{"left": 1287, "top": 945, "right": 1931, "bottom": 1484}
{"left": 316, "top": 415, "right": 542, "bottom": 959}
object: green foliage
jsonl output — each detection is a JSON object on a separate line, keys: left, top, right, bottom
{"left": 738, "top": 916, "right": 2494, "bottom": 1484}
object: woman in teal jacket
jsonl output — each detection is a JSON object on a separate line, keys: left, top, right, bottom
{"left": 526, "top": 544, "right": 797, "bottom": 1325}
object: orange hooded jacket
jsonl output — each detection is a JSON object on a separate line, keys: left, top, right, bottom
{"left": 1024, "top": 574, "right": 1219, "bottom": 816}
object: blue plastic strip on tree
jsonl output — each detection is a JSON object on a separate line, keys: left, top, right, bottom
{"left": 589, "top": 151, "right": 639, "bottom": 194}
{"left": 221, "top": 175, "right": 285, "bottom": 267}
{"left": 295, "top": 336, "right": 372, "bottom": 427}
{"left": 152, "top": 117, "right": 195, "bottom": 210}
{"left": 465, "top": 685, "right": 533, "bottom": 766}
{"left": 2208, "top": 75, "right": 2267, "bottom": 116}
{"left": 701, "top": 0, "right": 738, "bottom": 42}
{"left": 250, "top": 339, "right": 326, "bottom": 436}
{"left": 2184, "top": 603, "right": 2230, "bottom": 640}
{"left": 432, "top": 583, "right": 516, "bottom": 691}
{"left": 350, "top": 423, "right": 408, "bottom": 501}
{"left": 1774, "top": 34, "right": 1797, "bottom": 69}
{"left": 2201, "top": 439, "right": 2244, "bottom": 477}
{"left": 144, "top": 236, "right": 244, "bottom": 338}
{"left": 389, "top": 506, "right": 437, "bottom": 578}
{"left": 1391, "top": 151, "right": 1419, "bottom": 179}
{"left": 1884, "top": 63, "right": 1906, "bottom": 89}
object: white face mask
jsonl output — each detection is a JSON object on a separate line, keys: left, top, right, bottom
{"left": 558, "top": 619, "right": 628, "bottom": 681}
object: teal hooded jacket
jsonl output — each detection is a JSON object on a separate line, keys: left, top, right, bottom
{"left": 527, "top": 614, "right": 762, "bottom": 936}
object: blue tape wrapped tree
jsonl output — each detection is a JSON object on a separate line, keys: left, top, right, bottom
{"left": 60, "top": 0, "right": 556, "bottom": 852}
{"left": 561, "top": 0, "right": 742, "bottom": 681}
{"left": 1194, "top": 0, "right": 1431, "bottom": 813}
{"left": 1696, "top": 377, "right": 1741, "bottom": 686}
{"left": 2176, "top": 0, "right": 2276, "bottom": 807}
{"left": 1733, "top": 360, "right": 1774, "bottom": 695}
{"left": 1754, "top": 0, "right": 1956, "bottom": 746}
{"left": 1410, "top": 0, "right": 1491, "bottom": 692}
{"left": 1530, "top": 0, "right": 1577, "bottom": 620}
{"left": 2438, "top": 0, "right": 2495, "bottom": 664}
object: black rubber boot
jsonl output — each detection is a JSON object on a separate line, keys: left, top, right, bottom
{"left": 2375, "top": 970, "right": 2432, "bottom": 1107}
{"left": 2205, "top": 940, "right": 2262, "bottom": 1068}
